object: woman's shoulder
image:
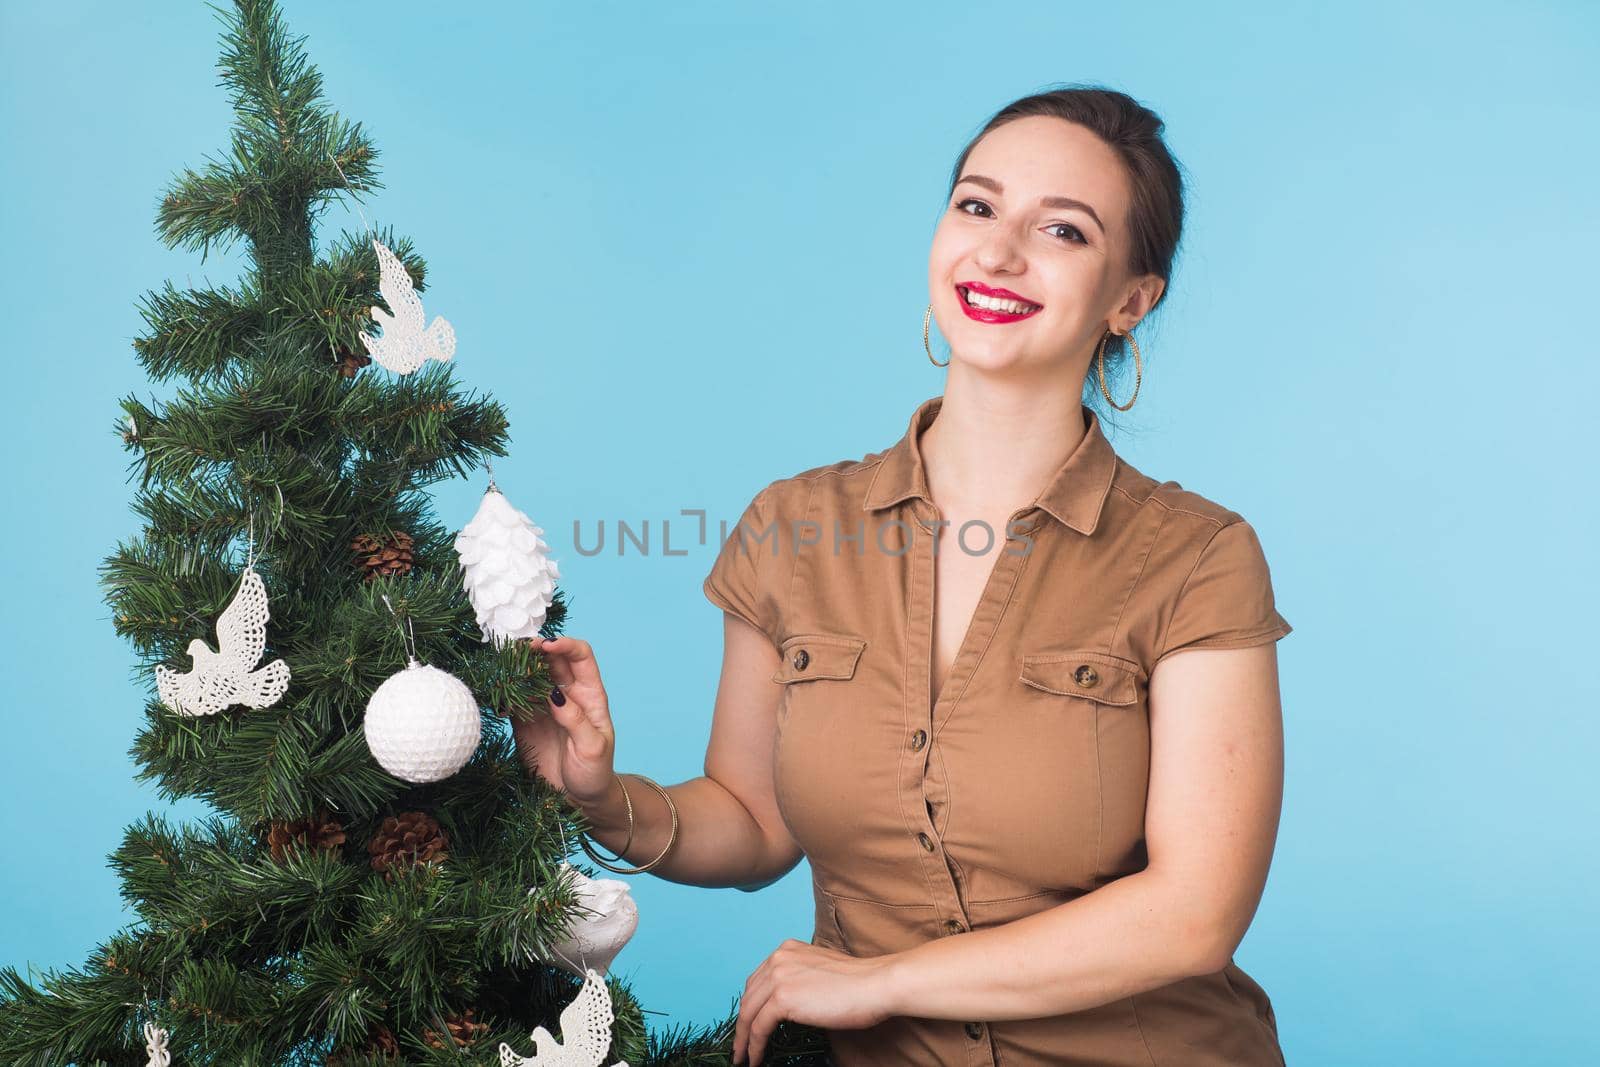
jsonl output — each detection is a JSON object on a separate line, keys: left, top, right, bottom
{"left": 1109, "top": 452, "right": 1257, "bottom": 538}
{"left": 1103, "top": 458, "right": 1293, "bottom": 656}
{"left": 752, "top": 445, "right": 897, "bottom": 515}
{"left": 1109, "top": 458, "right": 1291, "bottom": 653}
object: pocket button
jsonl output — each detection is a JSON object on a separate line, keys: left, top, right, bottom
{"left": 1073, "top": 664, "right": 1099, "bottom": 688}
{"left": 792, "top": 648, "right": 810, "bottom": 671}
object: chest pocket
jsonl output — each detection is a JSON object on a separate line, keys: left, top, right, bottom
{"left": 1018, "top": 648, "right": 1151, "bottom": 884}
{"left": 1018, "top": 649, "right": 1143, "bottom": 706}
{"left": 771, "top": 633, "right": 867, "bottom": 684}
{"left": 770, "top": 633, "right": 866, "bottom": 749}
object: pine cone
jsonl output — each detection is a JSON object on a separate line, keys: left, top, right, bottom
{"left": 422, "top": 1008, "right": 489, "bottom": 1050}
{"left": 336, "top": 343, "right": 372, "bottom": 378}
{"left": 367, "top": 811, "right": 449, "bottom": 881}
{"left": 263, "top": 807, "right": 347, "bottom": 863}
{"left": 351, "top": 530, "right": 415, "bottom": 582}
{"left": 328, "top": 1023, "right": 399, "bottom": 1064}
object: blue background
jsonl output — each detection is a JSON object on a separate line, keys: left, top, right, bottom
{"left": 3, "top": 2, "right": 1596, "bottom": 1063}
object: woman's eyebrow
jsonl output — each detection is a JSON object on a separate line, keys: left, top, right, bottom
{"left": 955, "top": 173, "right": 1105, "bottom": 235}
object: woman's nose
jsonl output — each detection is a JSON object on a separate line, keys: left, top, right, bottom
{"left": 974, "top": 224, "right": 1027, "bottom": 274}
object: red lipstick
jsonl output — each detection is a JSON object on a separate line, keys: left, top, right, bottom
{"left": 956, "top": 280, "right": 1043, "bottom": 324}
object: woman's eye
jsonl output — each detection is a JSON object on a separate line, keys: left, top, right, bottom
{"left": 955, "top": 199, "right": 1086, "bottom": 246}
{"left": 1046, "top": 222, "right": 1088, "bottom": 245}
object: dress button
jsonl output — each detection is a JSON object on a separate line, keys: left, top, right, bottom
{"left": 910, "top": 728, "right": 927, "bottom": 751}
{"left": 792, "top": 648, "right": 810, "bottom": 671}
{"left": 1073, "top": 664, "right": 1099, "bottom": 688}
{"left": 944, "top": 918, "right": 965, "bottom": 934}
{"left": 916, "top": 831, "right": 935, "bottom": 852}
{"left": 964, "top": 1021, "right": 984, "bottom": 1039}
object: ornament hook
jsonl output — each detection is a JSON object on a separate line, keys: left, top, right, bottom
{"left": 378, "top": 593, "right": 422, "bottom": 667}
{"left": 244, "top": 503, "right": 275, "bottom": 572}
{"left": 326, "top": 148, "right": 376, "bottom": 240}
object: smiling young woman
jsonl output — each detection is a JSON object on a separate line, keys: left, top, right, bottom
{"left": 518, "top": 85, "right": 1293, "bottom": 1067}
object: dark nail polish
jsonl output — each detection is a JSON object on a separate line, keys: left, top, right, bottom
{"left": 550, "top": 687, "right": 566, "bottom": 706}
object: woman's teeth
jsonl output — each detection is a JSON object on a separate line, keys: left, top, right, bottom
{"left": 961, "top": 287, "right": 1040, "bottom": 314}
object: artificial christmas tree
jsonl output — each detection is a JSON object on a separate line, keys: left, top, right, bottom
{"left": 0, "top": 2, "right": 830, "bottom": 1064}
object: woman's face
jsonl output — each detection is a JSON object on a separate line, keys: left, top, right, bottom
{"left": 927, "top": 115, "right": 1162, "bottom": 377}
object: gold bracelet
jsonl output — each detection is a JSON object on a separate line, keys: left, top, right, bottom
{"left": 580, "top": 773, "right": 679, "bottom": 874}
{"left": 627, "top": 774, "right": 681, "bottom": 869}
{"left": 578, "top": 772, "right": 679, "bottom": 874}
{"left": 580, "top": 772, "right": 635, "bottom": 859}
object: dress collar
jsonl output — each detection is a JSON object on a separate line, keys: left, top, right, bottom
{"left": 862, "top": 394, "right": 1119, "bottom": 535}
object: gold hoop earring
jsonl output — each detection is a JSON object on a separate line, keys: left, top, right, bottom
{"left": 924, "top": 304, "right": 949, "bottom": 367}
{"left": 1096, "top": 328, "right": 1142, "bottom": 411}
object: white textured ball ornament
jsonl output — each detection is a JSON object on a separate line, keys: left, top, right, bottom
{"left": 363, "top": 659, "right": 482, "bottom": 783}
{"left": 535, "top": 861, "right": 639, "bottom": 978}
{"left": 455, "top": 483, "right": 560, "bottom": 648}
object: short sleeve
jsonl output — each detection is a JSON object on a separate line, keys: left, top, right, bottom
{"left": 702, "top": 483, "right": 784, "bottom": 646}
{"left": 1157, "top": 519, "right": 1292, "bottom": 660}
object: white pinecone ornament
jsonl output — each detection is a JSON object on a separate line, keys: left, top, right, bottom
{"left": 536, "top": 861, "right": 639, "bottom": 979}
{"left": 363, "top": 657, "right": 481, "bottom": 783}
{"left": 455, "top": 482, "right": 559, "bottom": 648}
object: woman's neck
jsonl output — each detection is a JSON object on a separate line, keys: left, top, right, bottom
{"left": 917, "top": 378, "right": 1089, "bottom": 517}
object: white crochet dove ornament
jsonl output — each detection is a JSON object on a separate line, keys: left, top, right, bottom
{"left": 363, "top": 657, "right": 481, "bottom": 783}
{"left": 155, "top": 564, "right": 290, "bottom": 717}
{"left": 455, "top": 481, "right": 560, "bottom": 648}
{"left": 359, "top": 237, "right": 456, "bottom": 375}
{"left": 498, "top": 966, "right": 628, "bottom": 1067}
{"left": 537, "top": 861, "right": 639, "bottom": 979}
{"left": 143, "top": 1020, "right": 171, "bottom": 1067}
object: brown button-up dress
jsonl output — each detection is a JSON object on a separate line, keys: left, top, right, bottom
{"left": 704, "top": 394, "right": 1293, "bottom": 1066}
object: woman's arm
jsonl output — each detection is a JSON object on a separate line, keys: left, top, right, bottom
{"left": 878, "top": 642, "right": 1285, "bottom": 1021}
{"left": 564, "top": 614, "right": 805, "bottom": 890}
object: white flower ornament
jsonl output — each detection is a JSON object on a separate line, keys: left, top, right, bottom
{"left": 535, "top": 862, "right": 638, "bottom": 979}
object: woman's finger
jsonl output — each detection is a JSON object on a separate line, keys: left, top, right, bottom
{"left": 535, "top": 636, "right": 574, "bottom": 686}
{"left": 528, "top": 640, "right": 582, "bottom": 728}
{"left": 745, "top": 992, "right": 784, "bottom": 1067}
{"left": 734, "top": 957, "right": 775, "bottom": 1066}
{"left": 545, "top": 685, "right": 608, "bottom": 748}
{"left": 539, "top": 635, "right": 604, "bottom": 690}
{"left": 538, "top": 637, "right": 613, "bottom": 736}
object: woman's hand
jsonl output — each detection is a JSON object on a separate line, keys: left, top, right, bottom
{"left": 511, "top": 636, "right": 617, "bottom": 808}
{"left": 732, "top": 940, "right": 899, "bottom": 1067}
